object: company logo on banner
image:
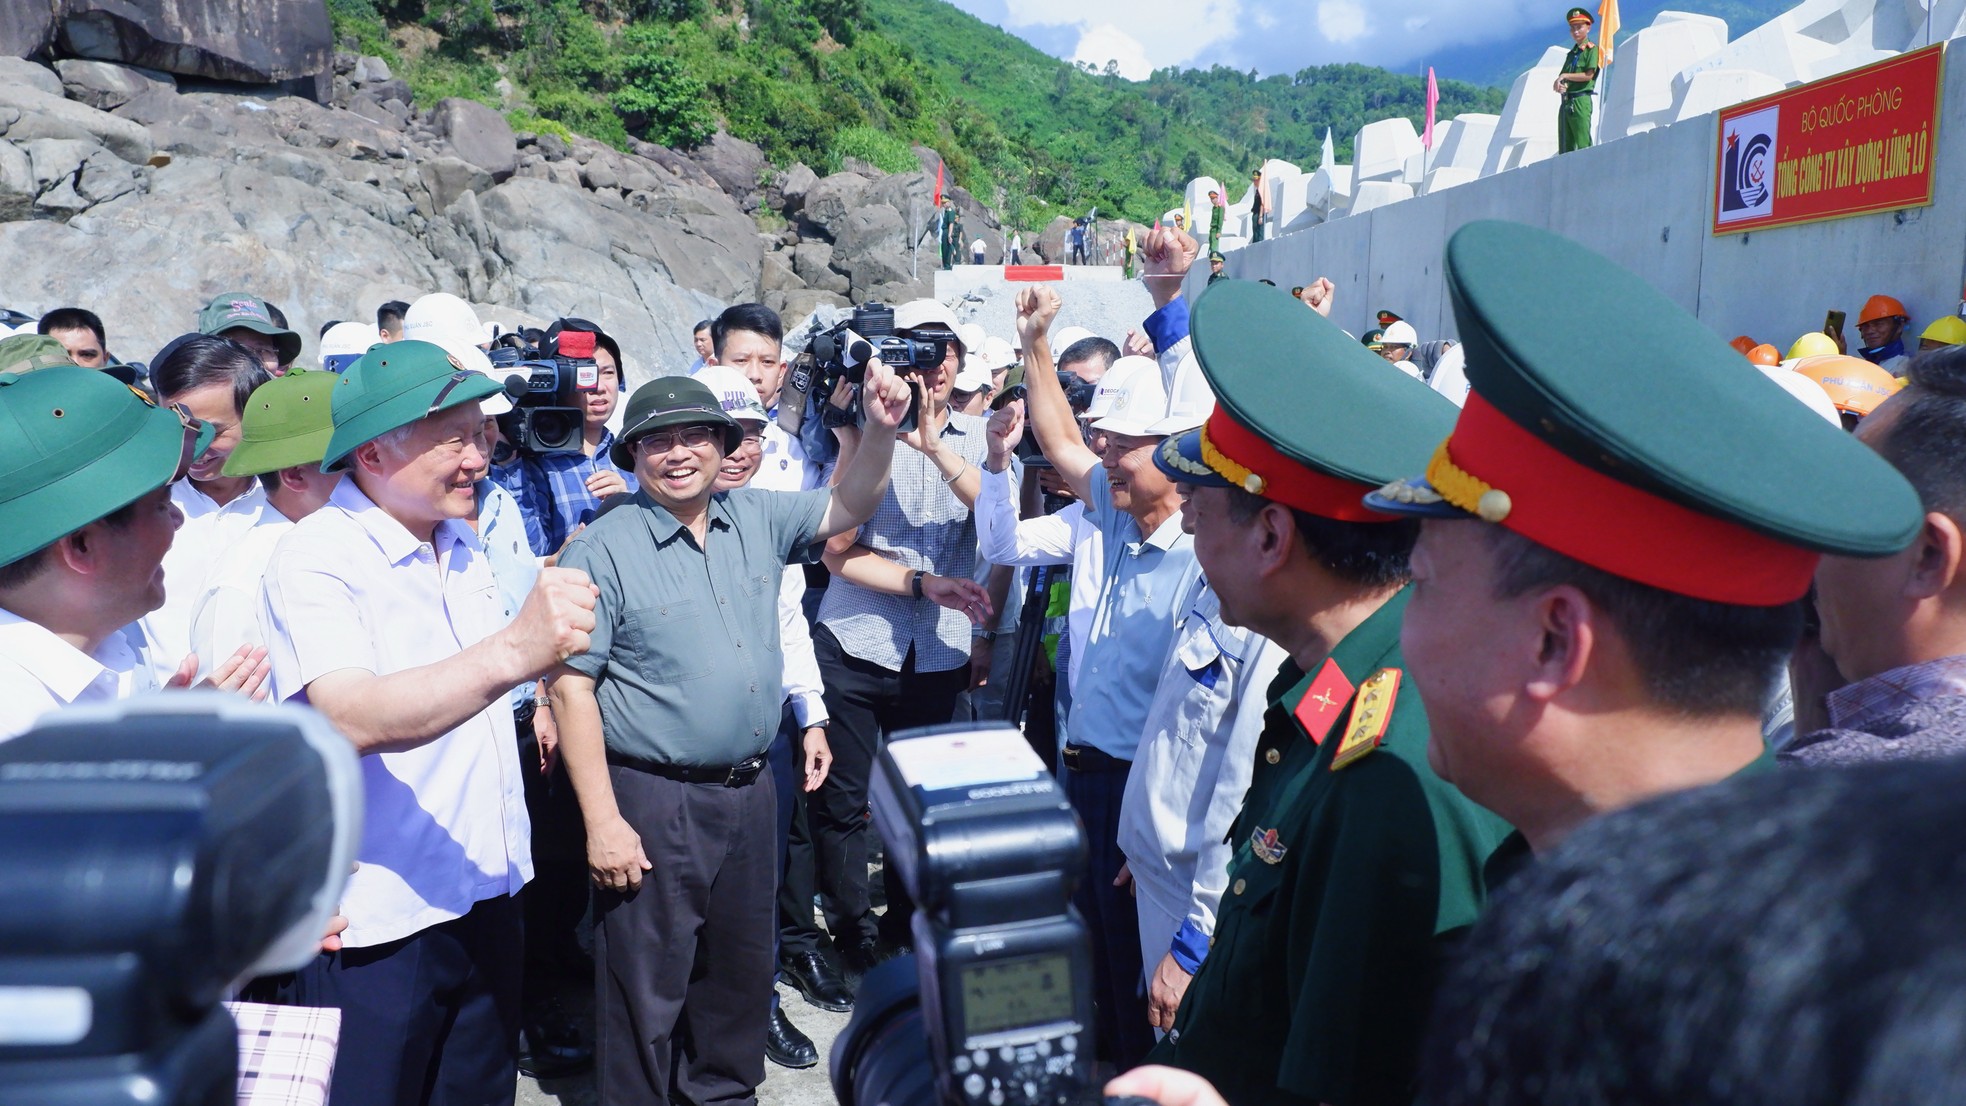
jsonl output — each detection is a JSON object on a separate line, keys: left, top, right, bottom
{"left": 1711, "top": 44, "right": 1945, "bottom": 234}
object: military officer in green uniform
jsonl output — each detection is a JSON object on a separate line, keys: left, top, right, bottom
{"left": 1143, "top": 281, "right": 1513, "bottom": 1106}
{"left": 1363, "top": 221, "right": 1924, "bottom": 887}
{"left": 1555, "top": 8, "right": 1599, "bottom": 153}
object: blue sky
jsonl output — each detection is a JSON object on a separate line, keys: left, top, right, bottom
{"left": 939, "top": 0, "right": 1584, "bottom": 81}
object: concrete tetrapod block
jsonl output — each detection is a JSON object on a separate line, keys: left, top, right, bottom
{"left": 1304, "top": 165, "right": 1355, "bottom": 221}
{"left": 1672, "top": 67, "right": 1788, "bottom": 123}
{"left": 1403, "top": 150, "right": 1427, "bottom": 188}
{"left": 1597, "top": 14, "right": 1730, "bottom": 141}
{"left": 1422, "top": 165, "right": 1478, "bottom": 195}
{"left": 1435, "top": 114, "right": 1498, "bottom": 171}
{"left": 1347, "top": 181, "right": 1414, "bottom": 215}
{"left": 1482, "top": 46, "right": 1566, "bottom": 176}
{"left": 1353, "top": 117, "right": 1423, "bottom": 183}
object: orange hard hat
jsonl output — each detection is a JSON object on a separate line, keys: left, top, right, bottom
{"left": 1745, "top": 343, "right": 1782, "bottom": 367}
{"left": 1859, "top": 294, "right": 1909, "bottom": 325}
{"left": 1791, "top": 355, "right": 1903, "bottom": 417}
{"left": 1729, "top": 335, "right": 1758, "bottom": 355}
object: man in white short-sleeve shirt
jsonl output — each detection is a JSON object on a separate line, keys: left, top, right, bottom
{"left": 0, "top": 367, "right": 270, "bottom": 742}
{"left": 258, "top": 339, "right": 598, "bottom": 1106}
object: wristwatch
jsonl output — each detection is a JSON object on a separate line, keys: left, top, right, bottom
{"left": 911, "top": 569, "right": 926, "bottom": 599}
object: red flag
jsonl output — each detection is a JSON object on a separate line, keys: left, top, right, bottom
{"left": 933, "top": 161, "right": 944, "bottom": 207}
{"left": 1424, "top": 67, "right": 1439, "bottom": 150}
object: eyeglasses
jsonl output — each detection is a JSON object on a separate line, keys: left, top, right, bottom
{"left": 634, "top": 425, "right": 721, "bottom": 454}
{"left": 129, "top": 383, "right": 206, "bottom": 480}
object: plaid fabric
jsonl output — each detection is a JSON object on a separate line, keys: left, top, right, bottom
{"left": 225, "top": 1001, "right": 341, "bottom": 1106}
{"left": 816, "top": 412, "right": 990, "bottom": 673}
{"left": 521, "top": 431, "right": 629, "bottom": 553}
{"left": 1826, "top": 653, "right": 1966, "bottom": 732}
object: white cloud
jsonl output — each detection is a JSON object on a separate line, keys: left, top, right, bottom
{"left": 1071, "top": 23, "right": 1156, "bottom": 80}
{"left": 995, "top": 0, "right": 1244, "bottom": 72}
{"left": 1316, "top": 0, "right": 1369, "bottom": 44}
{"left": 1403, "top": 14, "right": 1431, "bottom": 32}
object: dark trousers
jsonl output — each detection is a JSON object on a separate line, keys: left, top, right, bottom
{"left": 518, "top": 712, "right": 586, "bottom": 1008}
{"left": 769, "top": 708, "right": 825, "bottom": 991}
{"left": 1064, "top": 756, "right": 1154, "bottom": 1069}
{"left": 595, "top": 762, "right": 777, "bottom": 1106}
{"left": 811, "top": 625, "right": 970, "bottom": 949}
{"left": 288, "top": 894, "right": 523, "bottom": 1106}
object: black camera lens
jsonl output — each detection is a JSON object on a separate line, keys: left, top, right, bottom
{"left": 832, "top": 957, "right": 938, "bottom": 1106}
{"left": 531, "top": 409, "right": 580, "bottom": 452}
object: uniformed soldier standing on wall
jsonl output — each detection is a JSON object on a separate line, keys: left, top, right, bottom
{"left": 1146, "top": 282, "right": 1513, "bottom": 1106}
{"left": 1555, "top": 8, "right": 1599, "bottom": 154}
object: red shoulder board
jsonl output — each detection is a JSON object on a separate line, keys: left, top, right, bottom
{"left": 1292, "top": 658, "right": 1355, "bottom": 745}
{"left": 1331, "top": 668, "right": 1401, "bottom": 771}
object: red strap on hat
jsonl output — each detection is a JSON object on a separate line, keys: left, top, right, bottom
{"left": 1442, "top": 394, "right": 1819, "bottom": 605}
{"left": 1203, "top": 408, "right": 1399, "bottom": 523}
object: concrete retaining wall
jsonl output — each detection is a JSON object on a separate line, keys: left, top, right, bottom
{"left": 1200, "top": 46, "right": 1966, "bottom": 351}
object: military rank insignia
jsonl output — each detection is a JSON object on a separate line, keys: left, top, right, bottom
{"left": 1331, "top": 668, "right": 1401, "bottom": 771}
{"left": 1250, "top": 827, "right": 1287, "bottom": 865}
{"left": 1292, "top": 657, "right": 1355, "bottom": 744}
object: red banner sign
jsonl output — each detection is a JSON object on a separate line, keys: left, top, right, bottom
{"left": 1712, "top": 44, "right": 1944, "bottom": 234}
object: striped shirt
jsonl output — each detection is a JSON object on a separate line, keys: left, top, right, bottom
{"left": 816, "top": 411, "right": 990, "bottom": 673}
{"left": 521, "top": 431, "right": 630, "bottom": 554}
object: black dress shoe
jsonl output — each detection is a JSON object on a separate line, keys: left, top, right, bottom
{"left": 837, "top": 939, "right": 886, "bottom": 985}
{"left": 780, "top": 949, "right": 854, "bottom": 1012}
{"left": 766, "top": 1006, "right": 818, "bottom": 1069}
{"left": 518, "top": 996, "right": 594, "bottom": 1079}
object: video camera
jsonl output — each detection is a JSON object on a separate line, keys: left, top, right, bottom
{"left": 785, "top": 302, "right": 950, "bottom": 435}
{"left": 0, "top": 694, "right": 362, "bottom": 1105}
{"left": 832, "top": 723, "right": 1103, "bottom": 1106}
{"left": 488, "top": 318, "right": 611, "bottom": 458}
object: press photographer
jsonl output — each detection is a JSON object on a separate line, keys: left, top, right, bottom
{"left": 491, "top": 318, "right": 629, "bottom": 555}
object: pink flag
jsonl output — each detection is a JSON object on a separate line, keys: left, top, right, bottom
{"left": 1424, "top": 67, "right": 1439, "bottom": 150}
{"left": 933, "top": 160, "right": 944, "bottom": 207}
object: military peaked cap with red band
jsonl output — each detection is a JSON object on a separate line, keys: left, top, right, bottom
{"left": 1152, "top": 280, "right": 1459, "bottom": 522}
{"left": 1365, "top": 220, "right": 1922, "bottom": 606}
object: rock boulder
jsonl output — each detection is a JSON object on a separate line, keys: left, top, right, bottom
{"left": 830, "top": 203, "right": 914, "bottom": 297}
{"left": 687, "top": 130, "right": 767, "bottom": 205}
{"left": 429, "top": 97, "right": 515, "bottom": 181}
{"left": 56, "top": 0, "right": 332, "bottom": 87}
{"left": 798, "top": 171, "right": 868, "bottom": 241}
{"left": 1, "top": 3, "right": 59, "bottom": 60}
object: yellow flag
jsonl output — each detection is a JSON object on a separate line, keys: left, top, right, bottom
{"left": 1597, "top": 0, "right": 1621, "bottom": 65}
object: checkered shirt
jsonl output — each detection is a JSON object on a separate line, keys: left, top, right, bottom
{"left": 521, "top": 431, "right": 629, "bottom": 553}
{"left": 226, "top": 1001, "right": 341, "bottom": 1106}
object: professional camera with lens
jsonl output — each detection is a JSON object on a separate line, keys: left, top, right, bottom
{"left": 785, "top": 302, "right": 951, "bottom": 434}
{"left": 0, "top": 694, "right": 361, "bottom": 1106}
{"left": 832, "top": 723, "right": 1102, "bottom": 1106}
{"left": 489, "top": 318, "right": 608, "bottom": 457}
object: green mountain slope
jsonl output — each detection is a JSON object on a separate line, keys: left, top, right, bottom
{"left": 330, "top": 0, "right": 1504, "bottom": 224}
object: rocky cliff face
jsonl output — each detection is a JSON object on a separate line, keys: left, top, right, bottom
{"left": 0, "top": 39, "right": 999, "bottom": 379}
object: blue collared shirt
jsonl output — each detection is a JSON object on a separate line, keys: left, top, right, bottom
{"left": 1066, "top": 474, "right": 1200, "bottom": 761}
{"left": 476, "top": 480, "right": 539, "bottom": 710}
{"left": 487, "top": 460, "right": 546, "bottom": 556}
{"left": 521, "top": 432, "right": 630, "bottom": 554}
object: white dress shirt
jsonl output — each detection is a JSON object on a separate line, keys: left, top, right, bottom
{"left": 750, "top": 415, "right": 829, "bottom": 726}
{"left": 141, "top": 479, "right": 268, "bottom": 683}
{"left": 1117, "top": 579, "right": 1287, "bottom": 957}
{"left": 188, "top": 511, "right": 294, "bottom": 673}
{"left": 975, "top": 465, "right": 1102, "bottom": 693}
{"left": 260, "top": 479, "right": 531, "bottom": 948}
{"left": 0, "top": 610, "right": 156, "bottom": 742}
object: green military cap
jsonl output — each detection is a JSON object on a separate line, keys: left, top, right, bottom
{"left": 198, "top": 291, "right": 303, "bottom": 367}
{"left": 1566, "top": 6, "right": 1594, "bottom": 23}
{"left": 0, "top": 366, "right": 214, "bottom": 565}
{"left": 0, "top": 333, "right": 75, "bottom": 375}
{"left": 1152, "top": 281, "right": 1458, "bottom": 521}
{"left": 223, "top": 368, "right": 339, "bottom": 477}
{"left": 1208, "top": 251, "right": 1225, "bottom": 263}
{"left": 1360, "top": 327, "right": 1387, "bottom": 351}
{"left": 611, "top": 376, "right": 740, "bottom": 470}
{"left": 1365, "top": 220, "right": 1922, "bottom": 605}
{"left": 322, "top": 340, "right": 505, "bottom": 472}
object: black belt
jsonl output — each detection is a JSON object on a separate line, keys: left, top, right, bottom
{"left": 608, "top": 751, "right": 767, "bottom": 787}
{"left": 1563, "top": 89, "right": 1594, "bottom": 98}
{"left": 1061, "top": 744, "right": 1130, "bottom": 773}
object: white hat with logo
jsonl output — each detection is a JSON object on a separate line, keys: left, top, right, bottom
{"left": 1089, "top": 356, "right": 1170, "bottom": 437}
{"left": 1145, "top": 352, "right": 1214, "bottom": 436}
{"left": 691, "top": 364, "right": 769, "bottom": 425}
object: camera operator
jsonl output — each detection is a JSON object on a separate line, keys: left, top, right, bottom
{"left": 548, "top": 367, "right": 911, "bottom": 1106}
{"left": 258, "top": 340, "right": 600, "bottom": 1106}
{"left": 0, "top": 367, "right": 270, "bottom": 740}
{"left": 698, "top": 303, "right": 826, "bottom": 493}
{"left": 1016, "top": 285, "right": 1199, "bottom": 1071}
{"left": 519, "top": 319, "right": 630, "bottom": 554}
{"left": 811, "top": 299, "right": 991, "bottom": 976}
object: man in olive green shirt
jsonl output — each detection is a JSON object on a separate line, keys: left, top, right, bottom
{"left": 1143, "top": 282, "right": 1511, "bottom": 1106}
{"left": 1556, "top": 8, "right": 1599, "bottom": 153}
{"left": 551, "top": 368, "right": 912, "bottom": 1106}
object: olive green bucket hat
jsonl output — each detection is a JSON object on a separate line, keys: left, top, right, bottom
{"left": 223, "top": 368, "right": 339, "bottom": 477}
{"left": 0, "top": 333, "right": 76, "bottom": 375}
{"left": 0, "top": 366, "right": 214, "bottom": 565}
{"left": 610, "top": 376, "right": 740, "bottom": 470}
{"left": 198, "top": 291, "right": 303, "bottom": 367}
{"left": 322, "top": 340, "right": 505, "bottom": 473}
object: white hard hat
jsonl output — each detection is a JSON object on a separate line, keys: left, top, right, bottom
{"left": 957, "top": 322, "right": 987, "bottom": 354}
{"left": 1381, "top": 320, "right": 1419, "bottom": 346}
{"left": 318, "top": 320, "right": 376, "bottom": 373}
{"left": 980, "top": 335, "right": 1018, "bottom": 370}
{"left": 1051, "top": 326, "right": 1096, "bottom": 354}
{"left": 1145, "top": 353, "right": 1215, "bottom": 436}
{"left": 1089, "top": 356, "right": 1170, "bottom": 437}
{"left": 954, "top": 357, "right": 993, "bottom": 394}
{"left": 1083, "top": 356, "right": 1153, "bottom": 421}
{"left": 402, "top": 292, "right": 485, "bottom": 349}
{"left": 1758, "top": 365, "right": 1842, "bottom": 426}
{"left": 692, "top": 364, "right": 769, "bottom": 424}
